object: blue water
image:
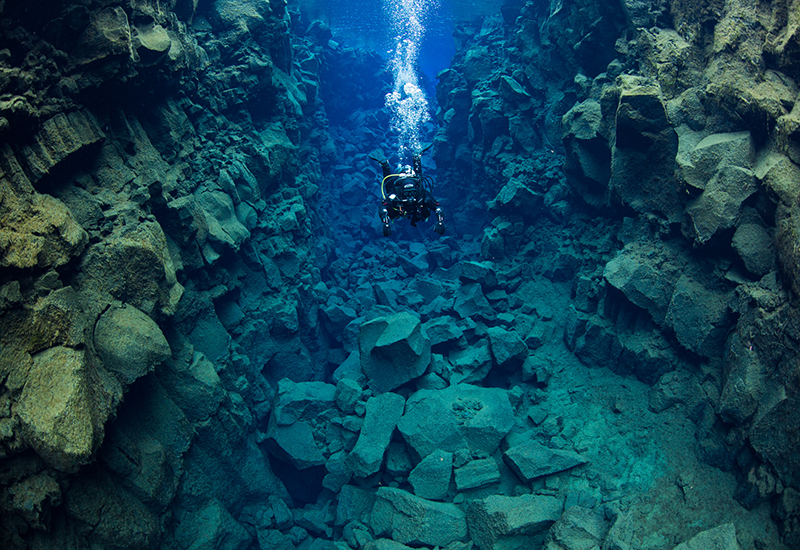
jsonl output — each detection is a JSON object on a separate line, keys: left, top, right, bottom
{"left": 321, "top": 0, "right": 504, "bottom": 83}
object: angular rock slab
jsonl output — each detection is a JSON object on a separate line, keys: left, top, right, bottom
{"left": 732, "top": 223, "right": 775, "bottom": 278}
{"left": 684, "top": 165, "right": 758, "bottom": 244}
{"left": 454, "top": 282, "right": 495, "bottom": 321}
{"left": 397, "top": 384, "right": 514, "bottom": 460}
{"left": 423, "top": 316, "right": 464, "bottom": 347}
{"left": 546, "top": 506, "right": 609, "bottom": 550}
{"left": 371, "top": 487, "right": 468, "bottom": 547}
{"left": 487, "top": 326, "right": 528, "bottom": 367}
{"left": 673, "top": 522, "right": 742, "bottom": 550}
{"left": 349, "top": 392, "right": 405, "bottom": 477}
{"left": 265, "top": 379, "right": 337, "bottom": 470}
{"left": 610, "top": 77, "right": 681, "bottom": 222}
{"left": 77, "top": 220, "right": 184, "bottom": 316}
{"left": 359, "top": 312, "right": 431, "bottom": 393}
{"left": 467, "top": 494, "right": 562, "bottom": 550}
{"left": 503, "top": 440, "right": 588, "bottom": 482}
{"left": 94, "top": 304, "right": 171, "bottom": 385}
{"left": 603, "top": 243, "right": 682, "bottom": 326}
{"left": 408, "top": 449, "right": 453, "bottom": 501}
{"left": 664, "top": 274, "right": 729, "bottom": 358}
{"left": 21, "top": 111, "right": 105, "bottom": 182}
{"left": 454, "top": 458, "right": 500, "bottom": 491}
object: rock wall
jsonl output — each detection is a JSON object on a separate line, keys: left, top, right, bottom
{"left": 0, "top": 0, "right": 336, "bottom": 547}
{"left": 432, "top": 0, "right": 800, "bottom": 546}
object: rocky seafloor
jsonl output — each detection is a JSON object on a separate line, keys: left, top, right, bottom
{"left": 0, "top": 0, "right": 799, "bottom": 549}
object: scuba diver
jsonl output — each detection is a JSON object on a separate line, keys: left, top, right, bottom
{"left": 369, "top": 144, "right": 445, "bottom": 237}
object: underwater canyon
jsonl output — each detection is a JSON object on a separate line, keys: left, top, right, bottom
{"left": 0, "top": 0, "right": 800, "bottom": 549}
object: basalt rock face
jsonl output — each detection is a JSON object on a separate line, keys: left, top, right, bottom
{"left": 431, "top": 0, "right": 800, "bottom": 547}
{"left": 0, "top": 0, "right": 331, "bottom": 547}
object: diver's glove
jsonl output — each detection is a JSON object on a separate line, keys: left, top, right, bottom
{"left": 368, "top": 149, "right": 387, "bottom": 164}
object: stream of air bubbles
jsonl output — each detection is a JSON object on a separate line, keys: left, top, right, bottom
{"left": 384, "top": 0, "right": 435, "bottom": 162}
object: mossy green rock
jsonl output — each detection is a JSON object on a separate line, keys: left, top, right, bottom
{"left": 16, "top": 346, "right": 105, "bottom": 472}
{"left": 94, "top": 304, "right": 171, "bottom": 385}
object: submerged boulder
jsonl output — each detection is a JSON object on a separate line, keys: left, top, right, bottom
{"left": 673, "top": 522, "right": 742, "bottom": 550}
{"left": 408, "top": 449, "right": 453, "bottom": 500}
{"left": 397, "top": 384, "right": 514, "bottom": 460}
{"left": 503, "top": 440, "right": 588, "bottom": 482}
{"left": 664, "top": 275, "right": 729, "bottom": 358}
{"left": 76, "top": 220, "right": 184, "bottom": 317}
{"left": 487, "top": 326, "right": 528, "bottom": 367}
{"left": 359, "top": 312, "right": 431, "bottom": 393}
{"left": 16, "top": 346, "right": 108, "bottom": 472}
{"left": 610, "top": 77, "right": 682, "bottom": 222}
{"left": 731, "top": 223, "right": 775, "bottom": 278}
{"left": 371, "top": 487, "right": 468, "bottom": 547}
{"left": 349, "top": 392, "right": 405, "bottom": 477}
{"left": 94, "top": 304, "right": 171, "bottom": 385}
{"left": 467, "top": 494, "right": 562, "bottom": 550}
{"left": 0, "top": 185, "right": 88, "bottom": 270}
{"left": 264, "top": 379, "right": 337, "bottom": 470}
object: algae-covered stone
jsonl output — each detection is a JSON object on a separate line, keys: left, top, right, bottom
{"left": 76, "top": 220, "right": 184, "bottom": 316}
{"left": 467, "top": 494, "right": 562, "bottom": 550}
{"left": 503, "top": 440, "right": 588, "bottom": 482}
{"left": 349, "top": 392, "right": 405, "bottom": 477}
{"left": 16, "top": 346, "right": 104, "bottom": 472}
{"left": 5, "top": 472, "right": 61, "bottom": 529}
{"left": 732, "top": 223, "right": 775, "bottom": 278}
{"left": 680, "top": 131, "right": 755, "bottom": 191}
{"left": 371, "top": 487, "right": 468, "bottom": 547}
{"left": 777, "top": 203, "right": 800, "bottom": 296}
{"left": 70, "top": 7, "right": 131, "bottom": 68}
{"left": 684, "top": 165, "right": 758, "bottom": 244}
{"left": 397, "top": 384, "right": 514, "bottom": 460}
{"left": 65, "top": 471, "right": 160, "bottom": 548}
{"left": 0, "top": 185, "right": 88, "bottom": 270}
{"left": 718, "top": 334, "right": 766, "bottom": 424}
{"left": 195, "top": 188, "right": 250, "bottom": 257}
{"left": 562, "top": 99, "right": 611, "bottom": 209}
{"left": 94, "top": 304, "right": 171, "bottom": 385}
{"left": 749, "top": 389, "right": 800, "bottom": 488}
{"left": 610, "top": 77, "right": 681, "bottom": 222}
{"left": 359, "top": 312, "right": 431, "bottom": 393}
{"left": 133, "top": 22, "right": 171, "bottom": 64}
{"left": 20, "top": 111, "right": 106, "bottom": 182}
